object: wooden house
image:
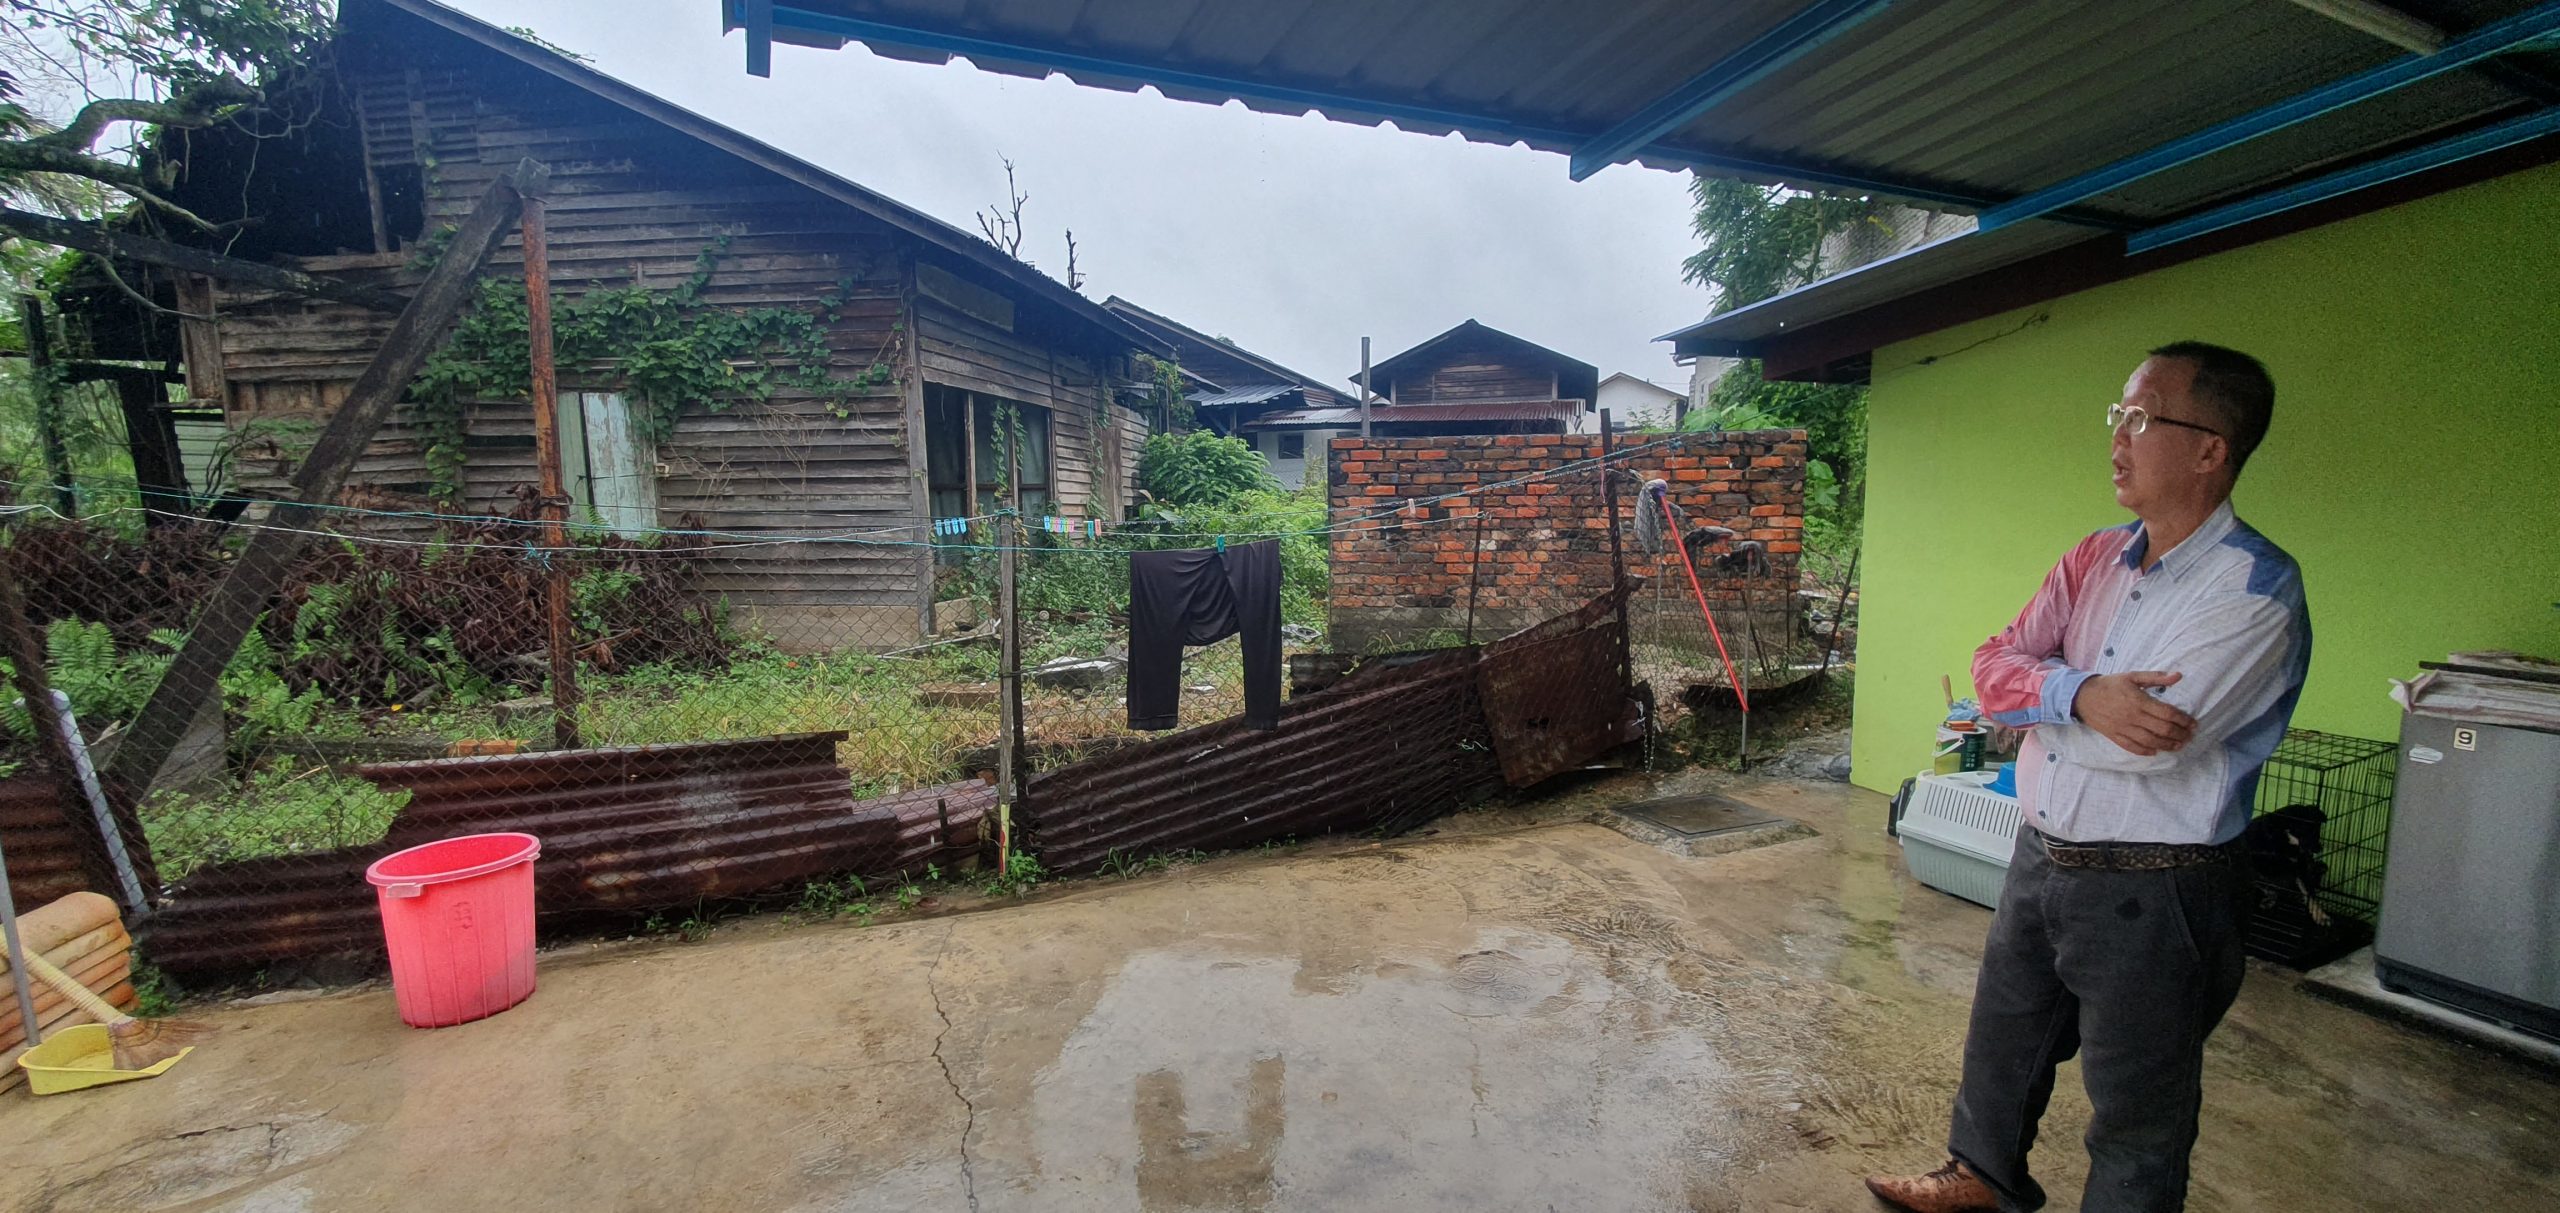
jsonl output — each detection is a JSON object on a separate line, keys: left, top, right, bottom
{"left": 124, "top": 0, "right": 1167, "bottom": 646}
{"left": 1284, "top": 320, "right": 1596, "bottom": 440}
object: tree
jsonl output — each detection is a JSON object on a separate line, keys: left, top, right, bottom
{"left": 0, "top": 1, "right": 331, "bottom": 225}
{"left": 1681, "top": 176, "right": 1887, "bottom": 543}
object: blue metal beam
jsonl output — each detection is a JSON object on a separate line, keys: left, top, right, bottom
{"left": 745, "top": 2, "right": 2041, "bottom": 216}
{"left": 1979, "top": 1, "right": 2560, "bottom": 232}
{"left": 742, "top": 0, "right": 773, "bottom": 78}
{"left": 2126, "top": 105, "right": 2560, "bottom": 253}
{"left": 1569, "top": 0, "right": 1899, "bottom": 182}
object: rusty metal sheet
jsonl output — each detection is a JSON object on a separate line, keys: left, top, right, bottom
{"left": 1478, "top": 586, "right": 1632, "bottom": 787}
{"left": 0, "top": 773, "right": 99, "bottom": 914}
{"left": 1028, "top": 648, "right": 1502, "bottom": 876}
{"left": 139, "top": 731, "right": 994, "bottom": 978}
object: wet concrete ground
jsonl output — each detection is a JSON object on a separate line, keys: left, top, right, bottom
{"left": 3, "top": 775, "right": 2554, "bottom": 1211}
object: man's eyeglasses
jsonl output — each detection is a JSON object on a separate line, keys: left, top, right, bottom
{"left": 2107, "top": 402, "right": 2223, "bottom": 440}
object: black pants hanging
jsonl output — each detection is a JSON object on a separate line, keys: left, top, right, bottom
{"left": 1128, "top": 540, "right": 1280, "bottom": 731}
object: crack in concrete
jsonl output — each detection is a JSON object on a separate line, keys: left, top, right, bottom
{"left": 926, "top": 923, "right": 981, "bottom": 1213}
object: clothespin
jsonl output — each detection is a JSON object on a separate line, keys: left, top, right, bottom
{"left": 1215, "top": 536, "right": 1226, "bottom": 554}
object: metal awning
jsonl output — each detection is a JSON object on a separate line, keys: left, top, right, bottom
{"left": 718, "top": 2, "right": 2560, "bottom": 224}
{"left": 715, "top": 2, "right": 2560, "bottom": 377}
{"left": 1192, "top": 383, "right": 1302, "bottom": 408}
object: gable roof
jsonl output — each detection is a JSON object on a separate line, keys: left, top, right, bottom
{"left": 1360, "top": 320, "right": 1600, "bottom": 403}
{"left": 1099, "top": 296, "right": 1338, "bottom": 398}
{"left": 365, "top": 0, "right": 1166, "bottom": 356}
{"left": 1597, "top": 372, "right": 1683, "bottom": 403}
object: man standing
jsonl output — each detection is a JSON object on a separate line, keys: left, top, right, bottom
{"left": 1866, "top": 343, "right": 2310, "bottom": 1213}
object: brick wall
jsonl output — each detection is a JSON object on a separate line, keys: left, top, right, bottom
{"left": 1325, "top": 431, "right": 1805, "bottom": 652}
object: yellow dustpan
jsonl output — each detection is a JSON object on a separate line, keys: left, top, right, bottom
{"left": 16, "top": 1023, "right": 193, "bottom": 1095}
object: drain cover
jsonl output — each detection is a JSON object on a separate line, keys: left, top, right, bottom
{"left": 1616, "top": 793, "right": 1784, "bottom": 839}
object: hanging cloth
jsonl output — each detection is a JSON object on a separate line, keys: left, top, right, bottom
{"left": 1127, "top": 540, "right": 1282, "bottom": 731}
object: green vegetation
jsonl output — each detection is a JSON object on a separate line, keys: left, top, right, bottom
{"left": 1136, "top": 430, "right": 1275, "bottom": 506}
{"left": 980, "top": 851, "right": 1048, "bottom": 898}
{"left": 412, "top": 239, "right": 900, "bottom": 503}
{"left": 140, "top": 761, "right": 411, "bottom": 880}
{"left": 1681, "top": 175, "right": 1891, "bottom": 569}
{"left": 1100, "top": 847, "right": 1207, "bottom": 880}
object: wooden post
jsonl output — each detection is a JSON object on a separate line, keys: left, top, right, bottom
{"left": 114, "top": 373, "right": 189, "bottom": 523}
{"left": 995, "top": 434, "right": 1021, "bottom": 874}
{"left": 1357, "top": 336, "right": 1373, "bottom": 439}
{"left": 101, "top": 162, "right": 547, "bottom": 807}
{"left": 16, "top": 296, "right": 75, "bottom": 516}
{"left": 1463, "top": 497, "right": 1488, "bottom": 647}
{"left": 520, "top": 193, "right": 582, "bottom": 751}
{"left": 1599, "top": 410, "right": 1631, "bottom": 692}
{"left": 962, "top": 396, "right": 979, "bottom": 519}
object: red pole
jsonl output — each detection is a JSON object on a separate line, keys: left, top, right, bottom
{"left": 1658, "top": 490, "right": 1749, "bottom": 713}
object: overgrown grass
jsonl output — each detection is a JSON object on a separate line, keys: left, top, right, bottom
{"left": 139, "top": 761, "right": 411, "bottom": 880}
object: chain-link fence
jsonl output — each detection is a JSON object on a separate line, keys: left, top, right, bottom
{"left": 0, "top": 428, "right": 1824, "bottom": 985}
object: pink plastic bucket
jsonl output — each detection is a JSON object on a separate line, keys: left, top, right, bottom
{"left": 365, "top": 832, "right": 541, "bottom": 1028}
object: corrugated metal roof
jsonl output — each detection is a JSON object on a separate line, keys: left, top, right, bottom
{"left": 1660, "top": 221, "right": 2096, "bottom": 355}
{"left": 736, "top": 1, "right": 2559, "bottom": 373}
{"left": 1243, "top": 400, "right": 1585, "bottom": 428}
{"left": 1192, "top": 383, "right": 1302, "bottom": 408}
{"left": 738, "top": 1, "right": 2555, "bottom": 221}
{"left": 373, "top": 0, "right": 1171, "bottom": 357}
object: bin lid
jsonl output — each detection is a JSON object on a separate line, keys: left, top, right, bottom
{"left": 2394, "top": 669, "right": 2560, "bottom": 734}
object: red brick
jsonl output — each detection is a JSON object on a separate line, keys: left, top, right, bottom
{"left": 1752, "top": 455, "right": 1784, "bottom": 469}
{"left": 1750, "top": 504, "right": 1783, "bottom": 518}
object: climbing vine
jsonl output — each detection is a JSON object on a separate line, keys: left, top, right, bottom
{"left": 1134, "top": 352, "right": 1190, "bottom": 433}
{"left": 410, "top": 236, "right": 901, "bottom": 503}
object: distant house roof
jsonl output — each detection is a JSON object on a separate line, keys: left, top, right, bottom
{"left": 1357, "top": 320, "right": 1600, "bottom": 405}
{"left": 367, "top": 0, "right": 1166, "bottom": 357}
{"left": 1099, "top": 296, "right": 1339, "bottom": 400}
{"left": 1597, "top": 372, "right": 1684, "bottom": 404}
{"left": 1246, "top": 400, "right": 1581, "bottom": 430}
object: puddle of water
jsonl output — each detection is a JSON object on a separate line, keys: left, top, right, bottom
{"left": 1021, "top": 932, "right": 1742, "bottom": 1213}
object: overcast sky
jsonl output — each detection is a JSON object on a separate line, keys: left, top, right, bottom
{"left": 440, "top": 0, "right": 1714, "bottom": 395}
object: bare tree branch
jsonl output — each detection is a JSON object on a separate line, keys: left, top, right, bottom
{"left": 25, "top": 77, "right": 258, "bottom": 153}
{"left": 974, "top": 155, "right": 1028, "bottom": 259}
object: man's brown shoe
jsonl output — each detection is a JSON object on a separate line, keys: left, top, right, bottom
{"left": 1864, "top": 1158, "right": 1999, "bottom": 1213}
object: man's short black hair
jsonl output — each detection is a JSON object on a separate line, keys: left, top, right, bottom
{"left": 2150, "top": 340, "right": 2275, "bottom": 475}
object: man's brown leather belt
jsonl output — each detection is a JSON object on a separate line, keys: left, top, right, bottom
{"left": 2031, "top": 828, "right": 2242, "bottom": 872}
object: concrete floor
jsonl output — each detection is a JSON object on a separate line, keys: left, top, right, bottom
{"left": 4, "top": 776, "right": 2555, "bottom": 1212}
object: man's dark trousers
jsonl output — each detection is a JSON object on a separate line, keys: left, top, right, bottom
{"left": 1947, "top": 827, "right": 2251, "bottom": 1212}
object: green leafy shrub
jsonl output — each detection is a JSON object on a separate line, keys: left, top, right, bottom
{"left": 0, "top": 618, "right": 170, "bottom": 737}
{"left": 1137, "top": 431, "right": 1276, "bottom": 507}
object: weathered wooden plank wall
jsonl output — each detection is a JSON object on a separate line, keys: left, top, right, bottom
{"left": 1397, "top": 357, "right": 1556, "bottom": 404}
{"left": 184, "top": 17, "right": 1160, "bottom": 646}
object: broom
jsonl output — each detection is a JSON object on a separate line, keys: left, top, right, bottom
{"left": 13, "top": 947, "right": 213, "bottom": 1069}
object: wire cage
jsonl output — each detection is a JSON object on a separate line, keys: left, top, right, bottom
{"left": 2244, "top": 728, "right": 2398, "bottom": 968}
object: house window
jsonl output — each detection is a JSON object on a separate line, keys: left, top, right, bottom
{"left": 557, "top": 391, "right": 658, "bottom": 537}
{"left": 1277, "top": 433, "right": 1306, "bottom": 460}
{"left": 925, "top": 385, "right": 1053, "bottom": 523}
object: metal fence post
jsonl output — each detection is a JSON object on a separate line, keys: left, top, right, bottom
{"left": 521, "top": 192, "right": 582, "bottom": 751}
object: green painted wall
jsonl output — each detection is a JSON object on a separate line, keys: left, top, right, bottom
{"left": 1850, "top": 163, "right": 2560, "bottom": 792}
